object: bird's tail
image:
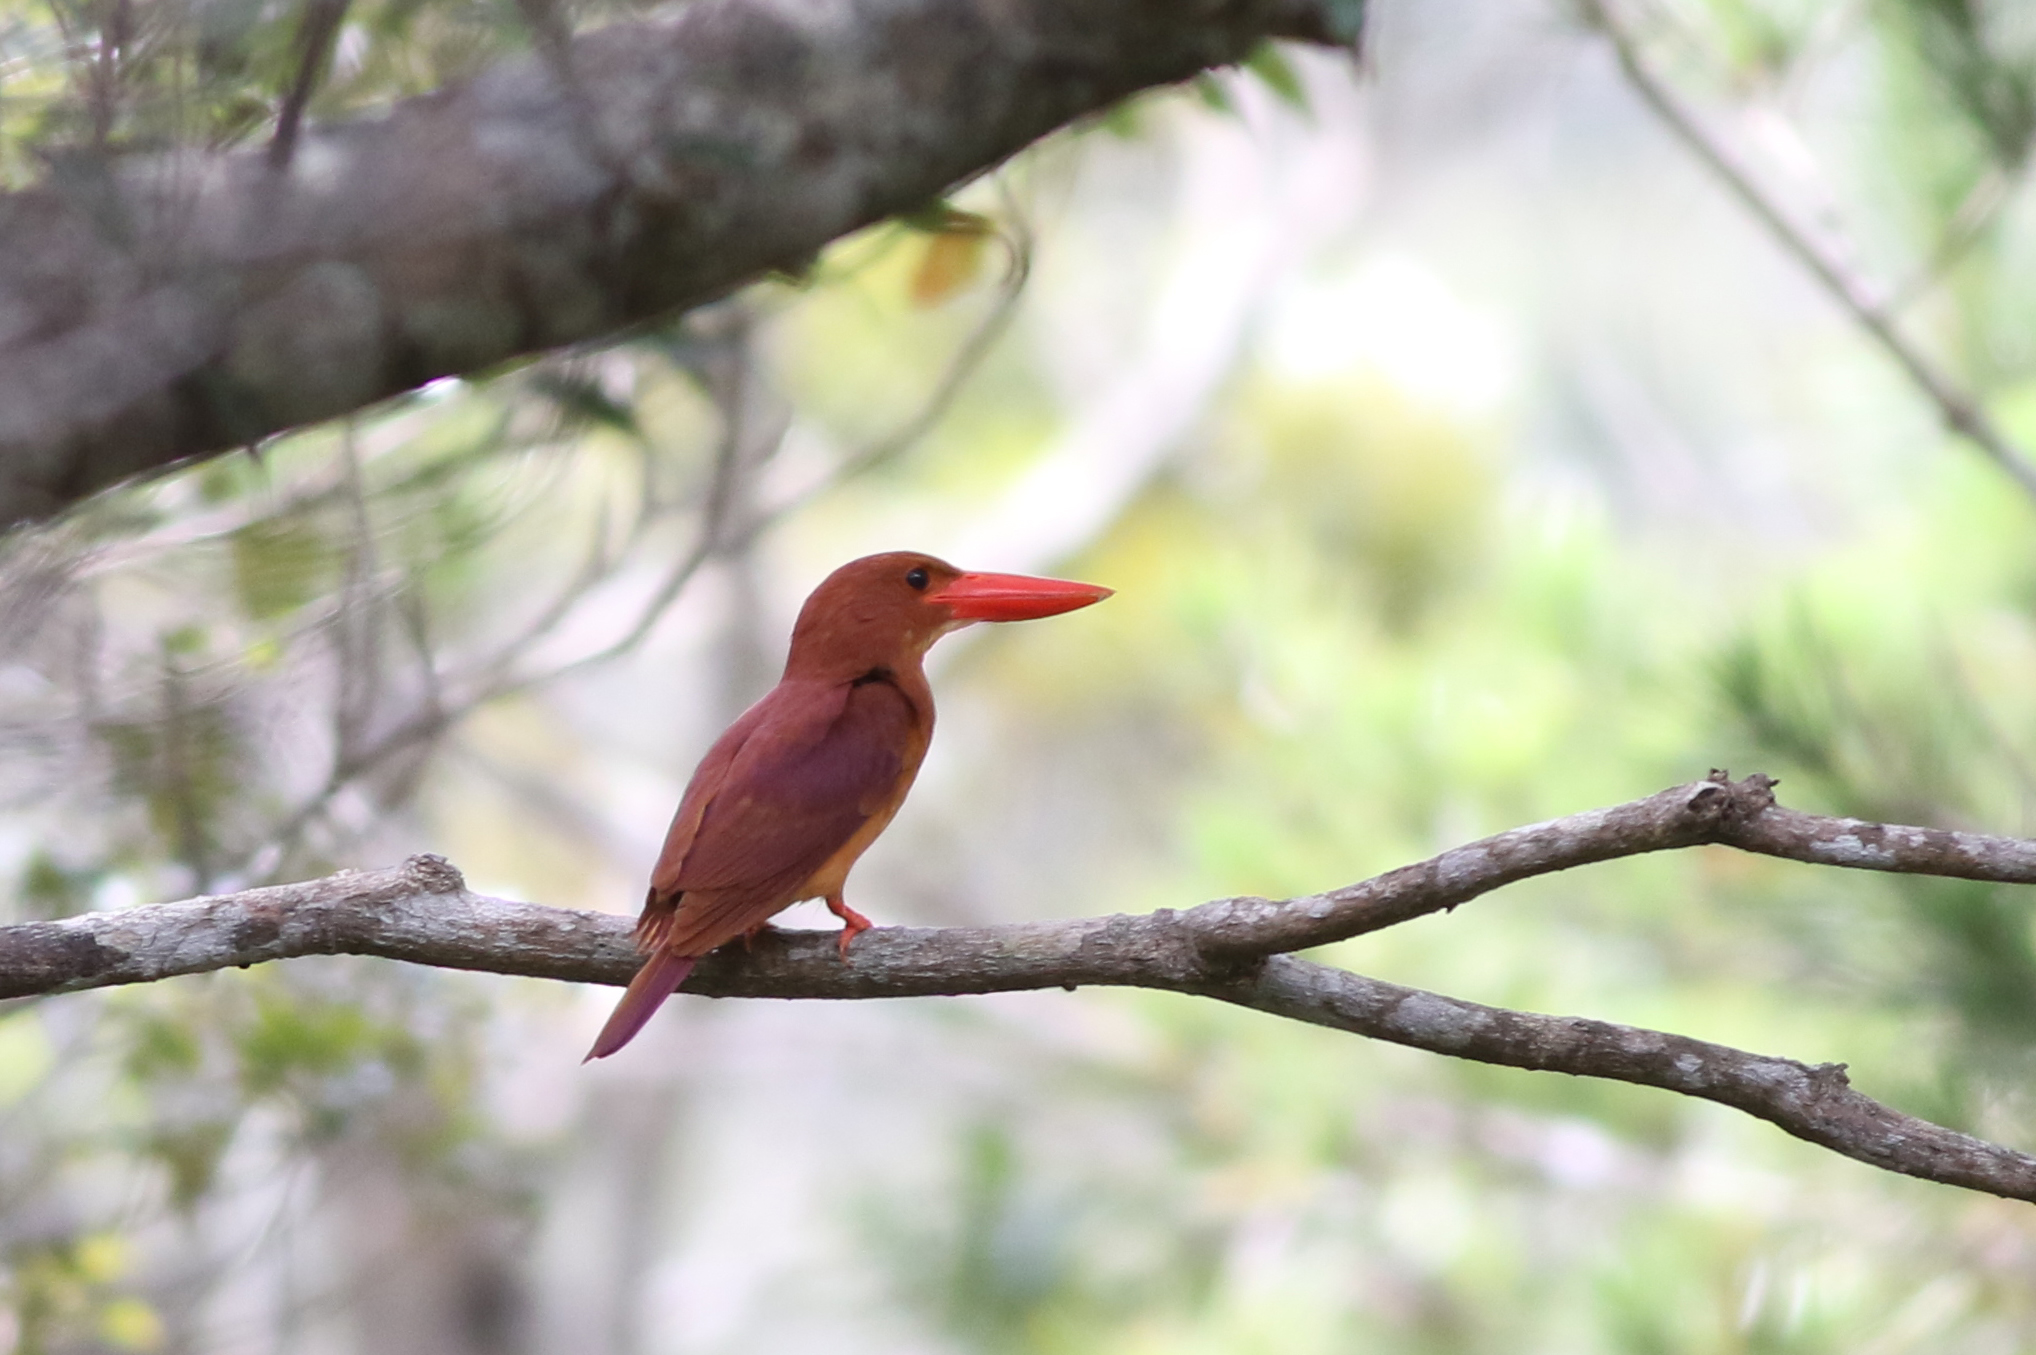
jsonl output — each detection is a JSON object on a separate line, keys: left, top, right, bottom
{"left": 585, "top": 950, "right": 698, "bottom": 1061}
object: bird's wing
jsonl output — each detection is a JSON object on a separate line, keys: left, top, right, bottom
{"left": 630, "top": 693, "right": 769, "bottom": 950}
{"left": 645, "top": 677, "right": 917, "bottom": 954}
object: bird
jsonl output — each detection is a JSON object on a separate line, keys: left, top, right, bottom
{"left": 585, "top": 550, "right": 1113, "bottom": 1060}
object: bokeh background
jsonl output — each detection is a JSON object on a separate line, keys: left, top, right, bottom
{"left": 6, "top": 0, "right": 2036, "bottom": 1349}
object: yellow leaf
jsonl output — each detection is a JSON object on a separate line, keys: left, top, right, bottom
{"left": 76, "top": 1235, "right": 126, "bottom": 1283}
{"left": 99, "top": 1297, "right": 165, "bottom": 1352}
{"left": 909, "top": 229, "right": 989, "bottom": 307}
{"left": 0, "top": 1009, "right": 53, "bottom": 1106}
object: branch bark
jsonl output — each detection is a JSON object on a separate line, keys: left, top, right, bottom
{"left": 5, "top": 773, "right": 2036, "bottom": 1202}
{"left": 0, "top": 0, "right": 1359, "bottom": 529}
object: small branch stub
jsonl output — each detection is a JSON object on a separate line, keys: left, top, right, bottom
{"left": 403, "top": 853, "right": 466, "bottom": 895}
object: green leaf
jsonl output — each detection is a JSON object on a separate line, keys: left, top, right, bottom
{"left": 1092, "top": 100, "right": 1145, "bottom": 140}
{"left": 528, "top": 369, "right": 640, "bottom": 435}
{"left": 1245, "top": 41, "right": 1309, "bottom": 115}
{"left": 898, "top": 200, "right": 994, "bottom": 236}
{"left": 19, "top": 850, "right": 96, "bottom": 919}
{"left": 1194, "top": 73, "right": 1237, "bottom": 117}
{"left": 122, "top": 1011, "right": 204, "bottom": 1081}
{"left": 236, "top": 992, "right": 376, "bottom": 1096}
{"left": 146, "top": 1121, "right": 237, "bottom": 1211}
{"left": 232, "top": 519, "right": 334, "bottom": 621}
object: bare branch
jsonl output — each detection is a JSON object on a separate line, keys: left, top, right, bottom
{"left": 1192, "top": 771, "right": 2036, "bottom": 958}
{"left": 7, "top": 773, "right": 2036, "bottom": 1201}
{"left": 1580, "top": 0, "right": 2036, "bottom": 504}
{"left": 1226, "top": 959, "right": 2036, "bottom": 1202}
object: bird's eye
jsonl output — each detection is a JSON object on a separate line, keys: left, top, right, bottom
{"left": 905, "top": 566, "right": 930, "bottom": 591}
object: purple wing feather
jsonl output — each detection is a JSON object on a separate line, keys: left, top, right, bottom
{"left": 673, "top": 679, "right": 913, "bottom": 893}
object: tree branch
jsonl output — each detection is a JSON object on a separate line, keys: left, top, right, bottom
{"left": 1191, "top": 771, "right": 2036, "bottom": 957}
{"left": 0, "top": 0, "right": 1357, "bottom": 529}
{"left": 1579, "top": 0, "right": 2036, "bottom": 505}
{"left": 6, "top": 772, "right": 2036, "bottom": 1201}
{"left": 1222, "top": 959, "right": 2036, "bottom": 1202}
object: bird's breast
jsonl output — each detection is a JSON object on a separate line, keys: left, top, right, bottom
{"left": 795, "top": 703, "right": 930, "bottom": 899}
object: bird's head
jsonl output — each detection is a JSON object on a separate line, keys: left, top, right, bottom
{"left": 785, "top": 551, "right": 1113, "bottom": 679}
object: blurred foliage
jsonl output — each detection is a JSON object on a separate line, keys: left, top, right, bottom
{"left": 6, "top": 0, "right": 2036, "bottom": 1350}
{"left": 1888, "top": 0, "right": 2036, "bottom": 169}
{"left": 0, "top": 0, "right": 672, "bottom": 183}
{"left": 0, "top": 294, "right": 756, "bottom": 1345}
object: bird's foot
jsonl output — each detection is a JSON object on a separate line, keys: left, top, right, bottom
{"left": 825, "top": 894, "right": 873, "bottom": 960}
{"left": 739, "top": 922, "right": 780, "bottom": 952}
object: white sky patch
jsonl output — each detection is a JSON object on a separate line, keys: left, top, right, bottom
{"left": 1261, "top": 253, "right": 1518, "bottom": 417}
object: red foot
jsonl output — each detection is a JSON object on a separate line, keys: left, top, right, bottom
{"left": 739, "top": 921, "right": 780, "bottom": 952}
{"left": 825, "top": 894, "right": 873, "bottom": 960}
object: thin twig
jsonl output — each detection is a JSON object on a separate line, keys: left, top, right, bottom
{"left": 331, "top": 423, "right": 382, "bottom": 772}
{"left": 89, "top": 0, "right": 128, "bottom": 147}
{"left": 157, "top": 650, "right": 214, "bottom": 893}
{"left": 1581, "top": 0, "right": 2036, "bottom": 504}
{"left": 269, "top": 0, "right": 351, "bottom": 171}
{"left": 8, "top": 774, "right": 2036, "bottom": 1201}
{"left": 1887, "top": 165, "right": 2015, "bottom": 313}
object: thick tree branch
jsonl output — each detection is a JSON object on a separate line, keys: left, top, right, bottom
{"left": 0, "top": 0, "right": 1359, "bottom": 529}
{"left": 6, "top": 772, "right": 2036, "bottom": 1201}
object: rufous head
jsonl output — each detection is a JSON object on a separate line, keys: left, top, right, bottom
{"left": 784, "top": 551, "right": 1112, "bottom": 680}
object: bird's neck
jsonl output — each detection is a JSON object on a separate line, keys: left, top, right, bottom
{"left": 782, "top": 650, "right": 934, "bottom": 703}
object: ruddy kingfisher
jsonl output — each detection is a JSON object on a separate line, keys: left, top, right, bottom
{"left": 587, "top": 551, "right": 1112, "bottom": 1059}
